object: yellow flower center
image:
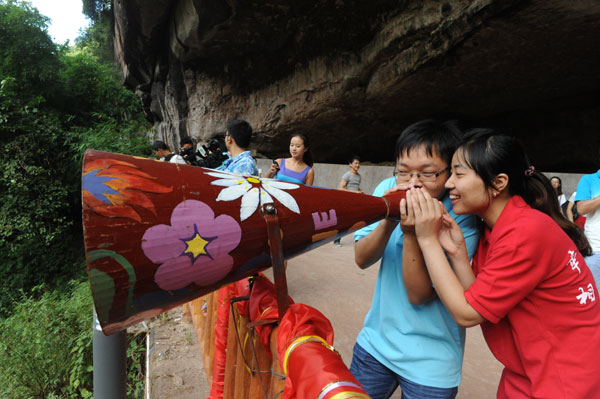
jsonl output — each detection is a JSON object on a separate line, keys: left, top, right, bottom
{"left": 246, "top": 177, "right": 261, "bottom": 184}
{"left": 184, "top": 234, "right": 209, "bottom": 258}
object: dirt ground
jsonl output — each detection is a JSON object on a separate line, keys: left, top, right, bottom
{"left": 146, "top": 307, "right": 210, "bottom": 398}
{"left": 147, "top": 234, "right": 503, "bottom": 398}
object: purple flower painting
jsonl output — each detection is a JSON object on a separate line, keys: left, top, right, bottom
{"left": 142, "top": 200, "right": 242, "bottom": 290}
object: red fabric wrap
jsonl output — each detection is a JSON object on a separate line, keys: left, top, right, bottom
{"left": 276, "top": 303, "right": 368, "bottom": 399}
{"left": 207, "top": 278, "right": 252, "bottom": 399}
{"left": 276, "top": 303, "right": 334, "bottom": 356}
{"left": 248, "top": 275, "right": 295, "bottom": 356}
{"left": 207, "top": 285, "right": 232, "bottom": 399}
{"left": 231, "top": 278, "right": 251, "bottom": 317}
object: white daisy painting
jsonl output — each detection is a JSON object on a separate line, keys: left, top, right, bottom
{"left": 207, "top": 171, "right": 301, "bottom": 221}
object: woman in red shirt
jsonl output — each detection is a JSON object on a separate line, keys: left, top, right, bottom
{"left": 405, "top": 129, "right": 600, "bottom": 398}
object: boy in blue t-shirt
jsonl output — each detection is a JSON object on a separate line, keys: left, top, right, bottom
{"left": 350, "top": 120, "right": 479, "bottom": 399}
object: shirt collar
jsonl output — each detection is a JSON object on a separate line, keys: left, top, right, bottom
{"left": 232, "top": 151, "right": 252, "bottom": 160}
{"left": 485, "top": 195, "right": 528, "bottom": 242}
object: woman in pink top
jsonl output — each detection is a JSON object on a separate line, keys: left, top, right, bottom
{"left": 405, "top": 129, "right": 600, "bottom": 398}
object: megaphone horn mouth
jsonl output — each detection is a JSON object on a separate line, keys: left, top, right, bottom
{"left": 382, "top": 196, "right": 391, "bottom": 219}
{"left": 381, "top": 190, "right": 407, "bottom": 221}
{"left": 82, "top": 149, "right": 405, "bottom": 333}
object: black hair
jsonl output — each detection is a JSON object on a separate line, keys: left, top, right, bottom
{"left": 227, "top": 119, "right": 253, "bottom": 148}
{"left": 152, "top": 140, "right": 169, "bottom": 151}
{"left": 180, "top": 137, "right": 194, "bottom": 147}
{"left": 550, "top": 176, "right": 563, "bottom": 196}
{"left": 459, "top": 129, "right": 591, "bottom": 256}
{"left": 290, "top": 133, "right": 314, "bottom": 167}
{"left": 349, "top": 155, "right": 361, "bottom": 164}
{"left": 395, "top": 119, "right": 461, "bottom": 167}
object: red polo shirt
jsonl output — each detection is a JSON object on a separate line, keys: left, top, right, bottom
{"left": 465, "top": 196, "right": 600, "bottom": 399}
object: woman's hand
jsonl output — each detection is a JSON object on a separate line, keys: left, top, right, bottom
{"left": 410, "top": 188, "right": 443, "bottom": 243}
{"left": 438, "top": 207, "right": 467, "bottom": 258}
{"left": 265, "top": 161, "right": 279, "bottom": 178}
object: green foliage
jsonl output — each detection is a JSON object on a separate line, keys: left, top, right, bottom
{"left": 0, "top": 0, "right": 153, "bottom": 316}
{"left": 82, "top": 0, "right": 111, "bottom": 23}
{"left": 0, "top": 0, "right": 63, "bottom": 103}
{"left": 78, "top": 0, "right": 114, "bottom": 65}
{"left": 60, "top": 53, "right": 146, "bottom": 125}
{"left": 0, "top": 2, "right": 151, "bottom": 398}
{"left": 127, "top": 331, "right": 147, "bottom": 398}
{"left": 67, "top": 118, "right": 153, "bottom": 163}
{"left": 1, "top": 130, "right": 76, "bottom": 247}
{"left": 0, "top": 76, "right": 46, "bottom": 140}
{"left": 0, "top": 281, "right": 147, "bottom": 399}
{"left": 75, "top": 14, "right": 114, "bottom": 65}
{"left": 0, "top": 83, "right": 84, "bottom": 314}
{"left": 0, "top": 281, "right": 93, "bottom": 399}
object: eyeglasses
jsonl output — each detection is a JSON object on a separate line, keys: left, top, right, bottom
{"left": 394, "top": 167, "right": 449, "bottom": 182}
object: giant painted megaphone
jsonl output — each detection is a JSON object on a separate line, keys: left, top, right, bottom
{"left": 82, "top": 150, "right": 405, "bottom": 334}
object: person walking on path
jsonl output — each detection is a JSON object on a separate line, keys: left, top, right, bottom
{"left": 334, "top": 155, "right": 364, "bottom": 246}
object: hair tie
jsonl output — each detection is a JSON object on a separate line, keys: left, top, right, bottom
{"left": 524, "top": 165, "right": 535, "bottom": 177}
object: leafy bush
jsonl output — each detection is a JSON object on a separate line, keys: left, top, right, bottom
{"left": 0, "top": 281, "right": 147, "bottom": 399}
{"left": 0, "top": 2, "right": 151, "bottom": 398}
{"left": 59, "top": 53, "right": 147, "bottom": 126}
{"left": 0, "top": 0, "right": 63, "bottom": 102}
{"left": 127, "top": 331, "right": 148, "bottom": 398}
{"left": 0, "top": 83, "right": 85, "bottom": 315}
{"left": 0, "top": 281, "right": 93, "bottom": 399}
{"left": 0, "top": 0, "right": 153, "bottom": 317}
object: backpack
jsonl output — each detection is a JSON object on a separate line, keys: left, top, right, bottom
{"left": 572, "top": 201, "right": 579, "bottom": 221}
{"left": 560, "top": 201, "right": 569, "bottom": 217}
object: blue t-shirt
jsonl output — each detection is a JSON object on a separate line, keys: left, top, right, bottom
{"left": 575, "top": 169, "right": 600, "bottom": 251}
{"left": 354, "top": 177, "right": 480, "bottom": 388}
{"left": 223, "top": 151, "right": 259, "bottom": 176}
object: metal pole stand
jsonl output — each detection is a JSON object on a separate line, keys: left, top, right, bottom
{"left": 93, "top": 310, "right": 127, "bottom": 399}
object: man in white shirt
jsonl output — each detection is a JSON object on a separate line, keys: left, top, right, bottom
{"left": 152, "top": 140, "right": 186, "bottom": 164}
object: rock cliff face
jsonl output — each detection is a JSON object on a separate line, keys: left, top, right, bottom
{"left": 113, "top": 0, "right": 600, "bottom": 171}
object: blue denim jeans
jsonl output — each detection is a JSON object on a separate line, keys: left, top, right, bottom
{"left": 585, "top": 251, "right": 600, "bottom": 289}
{"left": 349, "top": 342, "right": 458, "bottom": 399}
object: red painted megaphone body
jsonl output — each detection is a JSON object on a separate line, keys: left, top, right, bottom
{"left": 82, "top": 150, "right": 406, "bottom": 334}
